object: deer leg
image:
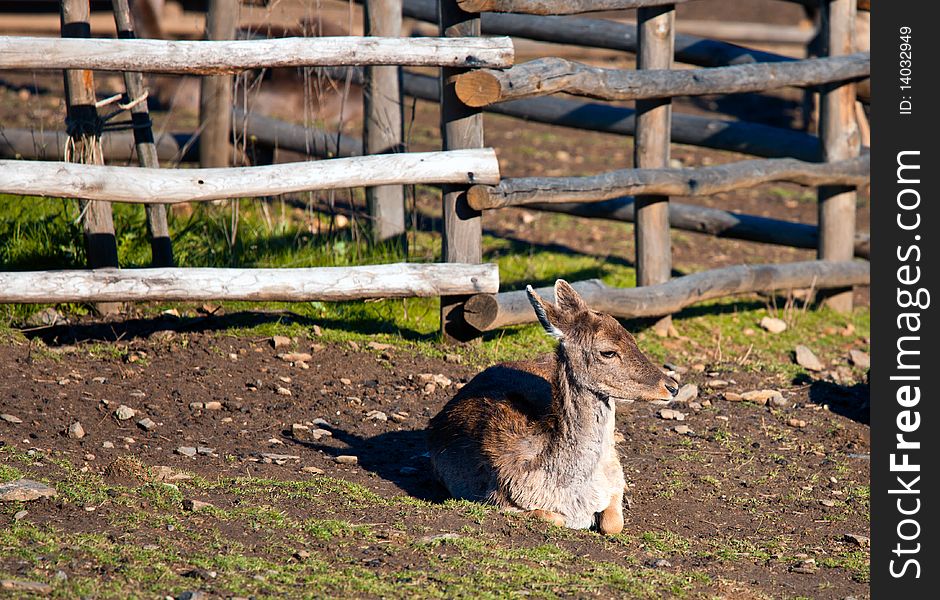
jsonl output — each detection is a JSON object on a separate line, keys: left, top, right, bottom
{"left": 526, "top": 509, "right": 566, "bottom": 528}
{"left": 598, "top": 491, "right": 624, "bottom": 535}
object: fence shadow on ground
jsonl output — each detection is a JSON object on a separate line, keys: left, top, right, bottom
{"left": 796, "top": 374, "right": 870, "bottom": 425}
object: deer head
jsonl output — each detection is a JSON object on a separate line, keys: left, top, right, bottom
{"left": 526, "top": 280, "right": 678, "bottom": 402}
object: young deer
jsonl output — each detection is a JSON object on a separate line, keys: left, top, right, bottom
{"left": 428, "top": 280, "right": 678, "bottom": 533}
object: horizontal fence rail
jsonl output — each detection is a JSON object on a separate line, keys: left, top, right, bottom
{"left": 463, "top": 260, "right": 870, "bottom": 331}
{"left": 467, "top": 155, "right": 870, "bottom": 209}
{"left": 455, "top": 53, "right": 870, "bottom": 107}
{"left": 0, "top": 149, "right": 500, "bottom": 203}
{"left": 0, "top": 263, "right": 501, "bottom": 304}
{"left": 398, "top": 0, "right": 795, "bottom": 69}
{"left": 0, "top": 36, "right": 515, "bottom": 73}
{"left": 456, "top": 0, "right": 691, "bottom": 15}
{"left": 527, "top": 199, "right": 870, "bottom": 259}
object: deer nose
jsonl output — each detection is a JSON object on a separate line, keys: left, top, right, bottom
{"left": 664, "top": 379, "right": 679, "bottom": 397}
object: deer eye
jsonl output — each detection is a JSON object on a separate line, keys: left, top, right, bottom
{"left": 599, "top": 350, "right": 618, "bottom": 359}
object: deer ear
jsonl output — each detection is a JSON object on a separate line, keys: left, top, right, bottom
{"left": 526, "top": 285, "right": 564, "bottom": 339}
{"left": 553, "top": 280, "right": 588, "bottom": 315}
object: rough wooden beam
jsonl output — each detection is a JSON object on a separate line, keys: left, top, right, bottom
{"left": 112, "top": 0, "right": 173, "bottom": 267}
{"left": 0, "top": 36, "right": 515, "bottom": 73}
{"left": 0, "top": 263, "right": 500, "bottom": 304}
{"left": 61, "top": 0, "right": 119, "bottom": 317}
{"left": 198, "top": 0, "right": 237, "bottom": 171}
{"left": 364, "top": 0, "right": 407, "bottom": 246}
{"left": 456, "top": 0, "right": 690, "bottom": 15}
{"left": 467, "top": 155, "right": 870, "bottom": 209}
{"left": 439, "top": 0, "right": 485, "bottom": 342}
{"left": 463, "top": 261, "right": 870, "bottom": 331}
{"left": 455, "top": 53, "right": 870, "bottom": 107}
{"left": 525, "top": 198, "right": 871, "bottom": 259}
{"left": 818, "top": 0, "right": 859, "bottom": 312}
{"left": 0, "top": 149, "right": 501, "bottom": 204}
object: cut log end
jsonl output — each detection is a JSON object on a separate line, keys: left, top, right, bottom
{"left": 454, "top": 70, "right": 502, "bottom": 108}
{"left": 466, "top": 184, "right": 497, "bottom": 210}
{"left": 456, "top": 0, "right": 494, "bottom": 13}
{"left": 463, "top": 293, "right": 501, "bottom": 331}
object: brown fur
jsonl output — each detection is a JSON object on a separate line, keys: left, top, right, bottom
{"left": 428, "top": 280, "right": 678, "bottom": 532}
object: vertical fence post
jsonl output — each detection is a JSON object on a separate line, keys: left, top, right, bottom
{"left": 439, "top": 0, "right": 484, "bottom": 342}
{"left": 634, "top": 4, "right": 675, "bottom": 328}
{"left": 112, "top": 0, "right": 173, "bottom": 267}
{"left": 61, "top": 0, "right": 120, "bottom": 314}
{"left": 364, "top": 0, "right": 407, "bottom": 249}
{"left": 818, "top": 0, "right": 859, "bottom": 312}
{"left": 199, "top": 0, "right": 237, "bottom": 169}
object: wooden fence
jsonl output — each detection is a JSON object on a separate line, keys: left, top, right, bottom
{"left": 0, "top": 0, "right": 870, "bottom": 338}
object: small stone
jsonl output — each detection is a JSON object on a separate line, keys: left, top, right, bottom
{"left": 260, "top": 453, "right": 300, "bottom": 465}
{"left": 705, "top": 379, "right": 728, "bottom": 389}
{"left": 339, "top": 378, "right": 352, "bottom": 386}
{"left": 311, "top": 418, "right": 331, "bottom": 428}
{"left": 102, "top": 441, "right": 115, "bottom": 449}
{"left": 270, "top": 336, "right": 291, "bottom": 349}
{"left": 445, "top": 353, "right": 463, "bottom": 364}
{"left": 0, "top": 580, "right": 53, "bottom": 595}
{"left": 189, "top": 402, "right": 204, "bottom": 410}
{"left": 278, "top": 352, "right": 313, "bottom": 363}
{"left": 794, "top": 345, "right": 824, "bottom": 372}
{"left": 423, "top": 382, "right": 437, "bottom": 395}
{"left": 365, "top": 410, "right": 387, "bottom": 422}
{"left": 114, "top": 405, "right": 136, "bottom": 420}
{"left": 196, "top": 447, "right": 214, "bottom": 456}
{"left": 292, "top": 423, "right": 309, "bottom": 434}
{"left": 418, "top": 533, "right": 461, "bottom": 545}
{"left": 276, "top": 386, "right": 292, "bottom": 396}
{"left": 268, "top": 437, "right": 284, "bottom": 445}
{"left": 84, "top": 453, "right": 96, "bottom": 461}
{"left": 673, "top": 384, "right": 698, "bottom": 404}
{"left": 742, "top": 328, "right": 756, "bottom": 336}
{"left": 740, "top": 390, "right": 785, "bottom": 406}
{"left": 646, "top": 558, "right": 672, "bottom": 568}
{"left": 203, "top": 401, "right": 223, "bottom": 411}
{"left": 673, "top": 425, "right": 692, "bottom": 435}
{"left": 658, "top": 409, "right": 685, "bottom": 421}
{"left": 691, "top": 363, "right": 706, "bottom": 373}
{"left": 715, "top": 415, "right": 729, "bottom": 422}
{"left": 787, "top": 418, "right": 807, "bottom": 428}
{"left": 390, "top": 413, "right": 407, "bottom": 423}
{"left": 791, "top": 558, "right": 817, "bottom": 574}
{"left": 760, "top": 316, "right": 787, "bottom": 334}
{"left": 820, "top": 499, "right": 837, "bottom": 507}
{"left": 182, "top": 499, "right": 214, "bottom": 512}
{"left": 177, "top": 446, "right": 197, "bottom": 457}
{"left": 849, "top": 349, "right": 870, "bottom": 369}
{"left": 0, "top": 414, "right": 22, "bottom": 425}
{"left": 722, "top": 392, "right": 743, "bottom": 402}
{"left": 843, "top": 533, "right": 870, "bottom": 547}
{"left": 302, "top": 466, "right": 324, "bottom": 475}
{"left": 367, "top": 342, "right": 392, "bottom": 351}
{"left": 137, "top": 418, "right": 156, "bottom": 431}
{"left": 293, "top": 549, "right": 311, "bottom": 561}
{"left": 13, "top": 510, "right": 28, "bottom": 521}
{"left": 335, "top": 455, "right": 358, "bottom": 465}
{"left": 67, "top": 421, "right": 85, "bottom": 439}
{"left": 0, "top": 479, "right": 57, "bottom": 502}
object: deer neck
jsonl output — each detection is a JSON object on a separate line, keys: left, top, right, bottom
{"left": 541, "top": 346, "right": 615, "bottom": 479}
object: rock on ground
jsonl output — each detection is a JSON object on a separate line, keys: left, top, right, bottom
{"left": 0, "top": 479, "right": 58, "bottom": 502}
{"left": 794, "top": 345, "right": 824, "bottom": 372}
{"left": 760, "top": 316, "right": 787, "bottom": 334}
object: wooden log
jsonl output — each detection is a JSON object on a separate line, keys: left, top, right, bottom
{"left": 233, "top": 109, "right": 363, "bottom": 158}
{"left": 467, "top": 155, "right": 870, "bottom": 209}
{"left": 112, "top": 0, "right": 173, "bottom": 267}
{"left": 0, "top": 36, "right": 515, "bottom": 73}
{"left": 364, "top": 0, "right": 406, "bottom": 246}
{"left": 634, "top": 4, "right": 673, "bottom": 292}
{"left": 455, "top": 53, "right": 870, "bottom": 107}
{"left": 439, "top": 0, "right": 485, "bottom": 342}
{"left": 818, "top": 0, "right": 859, "bottom": 312}
{"left": 0, "top": 128, "right": 194, "bottom": 162}
{"left": 456, "top": 0, "right": 690, "bottom": 15}
{"left": 0, "top": 149, "right": 501, "bottom": 204}
{"left": 525, "top": 198, "right": 871, "bottom": 259}
{"left": 463, "top": 260, "right": 870, "bottom": 331}
{"left": 198, "top": 0, "right": 237, "bottom": 170}
{"left": 61, "top": 0, "right": 119, "bottom": 311}
{"left": 399, "top": 0, "right": 793, "bottom": 69}
{"left": 0, "top": 263, "right": 500, "bottom": 304}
